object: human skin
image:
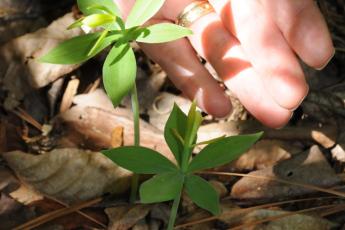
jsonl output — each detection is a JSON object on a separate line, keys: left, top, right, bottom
{"left": 114, "top": 0, "right": 335, "bottom": 128}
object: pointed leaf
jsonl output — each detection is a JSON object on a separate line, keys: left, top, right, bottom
{"left": 185, "top": 101, "right": 203, "bottom": 147}
{"left": 102, "top": 44, "right": 136, "bottom": 106}
{"left": 77, "top": 0, "right": 121, "bottom": 16}
{"left": 39, "top": 32, "right": 120, "bottom": 64}
{"left": 88, "top": 29, "right": 109, "bottom": 56}
{"left": 67, "top": 17, "right": 84, "bottom": 29}
{"left": 164, "top": 104, "right": 188, "bottom": 165}
{"left": 140, "top": 172, "right": 183, "bottom": 203}
{"left": 102, "top": 146, "right": 178, "bottom": 174}
{"left": 80, "top": 14, "right": 116, "bottom": 28}
{"left": 126, "top": 0, "right": 165, "bottom": 28}
{"left": 188, "top": 132, "right": 263, "bottom": 172}
{"left": 185, "top": 175, "right": 220, "bottom": 215}
{"left": 87, "top": 4, "right": 115, "bottom": 16}
{"left": 136, "top": 23, "right": 192, "bottom": 43}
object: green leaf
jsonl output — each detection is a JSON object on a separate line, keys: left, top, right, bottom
{"left": 126, "top": 0, "right": 165, "bottom": 28}
{"left": 188, "top": 132, "right": 263, "bottom": 173}
{"left": 102, "top": 44, "right": 136, "bottom": 106}
{"left": 77, "top": 0, "right": 121, "bottom": 17}
{"left": 184, "top": 101, "right": 203, "bottom": 147}
{"left": 140, "top": 172, "right": 184, "bottom": 203}
{"left": 136, "top": 23, "right": 192, "bottom": 43}
{"left": 102, "top": 146, "right": 178, "bottom": 174}
{"left": 88, "top": 29, "right": 109, "bottom": 56}
{"left": 67, "top": 17, "right": 84, "bottom": 29}
{"left": 193, "top": 135, "right": 226, "bottom": 147}
{"left": 164, "top": 104, "right": 188, "bottom": 166}
{"left": 185, "top": 175, "right": 220, "bottom": 215}
{"left": 87, "top": 4, "right": 115, "bottom": 16}
{"left": 80, "top": 13, "right": 116, "bottom": 28}
{"left": 39, "top": 32, "right": 120, "bottom": 64}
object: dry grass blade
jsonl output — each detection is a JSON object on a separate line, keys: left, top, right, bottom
{"left": 84, "top": 78, "right": 101, "bottom": 94}
{"left": 200, "top": 171, "right": 345, "bottom": 198}
{"left": 48, "top": 197, "right": 106, "bottom": 228}
{"left": 336, "top": 47, "right": 345, "bottom": 53}
{"left": 13, "top": 197, "right": 102, "bottom": 230}
{"left": 229, "top": 204, "right": 342, "bottom": 230}
{"left": 12, "top": 107, "right": 43, "bottom": 131}
{"left": 174, "top": 196, "right": 339, "bottom": 229}
{"left": 320, "top": 203, "right": 345, "bottom": 217}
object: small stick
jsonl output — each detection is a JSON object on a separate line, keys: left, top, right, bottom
{"left": 12, "top": 108, "right": 43, "bottom": 131}
{"left": 60, "top": 77, "right": 80, "bottom": 113}
{"left": 14, "top": 197, "right": 102, "bottom": 230}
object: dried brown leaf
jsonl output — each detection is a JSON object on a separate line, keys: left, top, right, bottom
{"left": 2, "top": 148, "right": 132, "bottom": 204}
{"left": 222, "top": 208, "right": 336, "bottom": 230}
{"left": 231, "top": 146, "right": 342, "bottom": 201}
{"left": 105, "top": 205, "right": 152, "bottom": 230}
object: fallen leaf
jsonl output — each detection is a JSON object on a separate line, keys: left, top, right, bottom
{"left": 0, "top": 166, "right": 19, "bottom": 194}
{"left": 2, "top": 148, "right": 132, "bottom": 204}
{"left": 221, "top": 208, "right": 336, "bottom": 230}
{"left": 9, "top": 184, "right": 43, "bottom": 205}
{"left": 231, "top": 146, "right": 342, "bottom": 201}
{"left": 0, "top": 193, "right": 36, "bottom": 230}
{"left": 72, "top": 88, "right": 114, "bottom": 111}
{"left": 105, "top": 204, "right": 152, "bottom": 230}
{"left": 54, "top": 105, "right": 174, "bottom": 161}
{"left": 0, "top": 13, "right": 83, "bottom": 89}
{"left": 228, "top": 140, "right": 300, "bottom": 171}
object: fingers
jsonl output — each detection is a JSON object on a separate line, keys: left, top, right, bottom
{"left": 139, "top": 34, "right": 232, "bottom": 118}
{"left": 260, "top": 0, "right": 335, "bottom": 69}
{"left": 209, "top": 0, "right": 308, "bottom": 110}
{"left": 188, "top": 13, "right": 292, "bottom": 128}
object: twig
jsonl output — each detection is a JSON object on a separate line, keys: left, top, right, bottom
{"left": 12, "top": 108, "right": 43, "bottom": 131}
{"left": 48, "top": 197, "right": 106, "bottom": 228}
{"left": 14, "top": 197, "right": 102, "bottom": 230}
{"left": 175, "top": 196, "right": 339, "bottom": 229}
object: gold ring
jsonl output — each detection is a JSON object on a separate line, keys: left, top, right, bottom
{"left": 176, "top": 0, "right": 214, "bottom": 27}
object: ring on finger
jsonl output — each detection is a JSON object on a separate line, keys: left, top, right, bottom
{"left": 176, "top": 0, "right": 215, "bottom": 27}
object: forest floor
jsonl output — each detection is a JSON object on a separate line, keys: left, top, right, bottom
{"left": 0, "top": 0, "right": 345, "bottom": 229}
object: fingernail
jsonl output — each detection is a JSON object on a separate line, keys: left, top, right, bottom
{"left": 316, "top": 49, "right": 335, "bottom": 71}
{"left": 275, "top": 112, "right": 294, "bottom": 130}
{"left": 196, "top": 90, "right": 232, "bottom": 118}
{"left": 290, "top": 85, "right": 309, "bottom": 111}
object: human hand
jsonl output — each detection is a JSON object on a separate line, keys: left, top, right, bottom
{"left": 114, "top": 0, "right": 334, "bottom": 128}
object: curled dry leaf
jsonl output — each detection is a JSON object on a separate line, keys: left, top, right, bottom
{"left": 231, "top": 146, "right": 342, "bottom": 202}
{"left": 2, "top": 148, "right": 132, "bottom": 204}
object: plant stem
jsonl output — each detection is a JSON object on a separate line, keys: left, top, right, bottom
{"left": 167, "top": 190, "right": 182, "bottom": 230}
{"left": 130, "top": 84, "right": 140, "bottom": 203}
{"left": 181, "top": 146, "right": 191, "bottom": 173}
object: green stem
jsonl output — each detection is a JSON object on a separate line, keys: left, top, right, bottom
{"left": 167, "top": 190, "right": 182, "bottom": 230}
{"left": 181, "top": 146, "right": 191, "bottom": 173}
{"left": 130, "top": 84, "right": 140, "bottom": 203}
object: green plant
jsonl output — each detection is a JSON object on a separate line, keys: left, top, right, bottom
{"left": 103, "top": 102, "right": 262, "bottom": 229}
{"left": 40, "top": 0, "right": 192, "bottom": 202}
{"left": 40, "top": 1, "right": 263, "bottom": 228}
